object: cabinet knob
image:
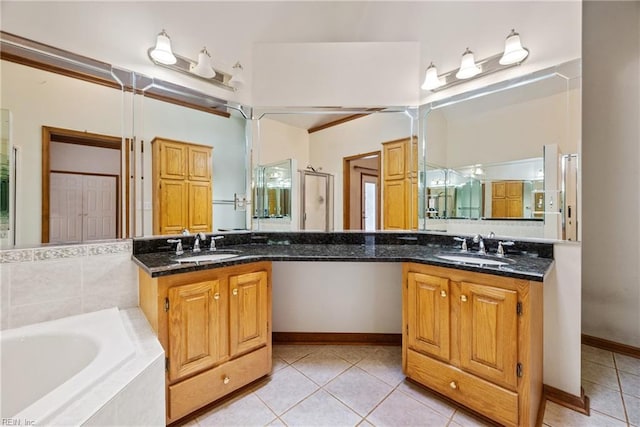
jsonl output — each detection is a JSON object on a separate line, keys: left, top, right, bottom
{"left": 449, "top": 381, "right": 458, "bottom": 390}
{"left": 232, "top": 288, "right": 238, "bottom": 296}
{"left": 213, "top": 292, "right": 220, "bottom": 300}
{"left": 461, "top": 295, "right": 468, "bottom": 302}
{"left": 440, "top": 290, "right": 447, "bottom": 298}
{"left": 223, "top": 376, "right": 230, "bottom": 385}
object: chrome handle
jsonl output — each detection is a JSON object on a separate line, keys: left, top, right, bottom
{"left": 213, "top": 292, "right": 220, "bottom": 300}
{"left": 232, "top": 288, "right": 238, "bottom": 296}
{"left": 450, "top": 381, "right": 458, "bottom": 390}
{"left": 461, "top": 295, "right": 468, "bottom": 302}
{"left": 440, "top": 290, "right": 447, "bottom": 298}
{"left": 223, "top": 376, "right": 230, "bottom": 384}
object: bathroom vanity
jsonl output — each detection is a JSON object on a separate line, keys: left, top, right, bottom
{"left": 133, "top": 231, "right": 552, "bottom": 426}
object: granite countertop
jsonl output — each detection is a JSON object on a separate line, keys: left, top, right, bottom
{"left": 132, "top": 240, "right": 554, "bottom": 282}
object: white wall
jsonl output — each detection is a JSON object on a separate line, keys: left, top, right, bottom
{"left": 136, "top": 96, "right": 247, "bottom": 235}
{"left": 50, "top": 142, "right": 120, "bottom": 175}
{"left": 0, "top": 61, "right": 124, "bottom": 247}
{"left": 309, "top": 112, "right": 413, "bottom": 230}
{"left": 253, "top": 118, "right": 309, "bottom": 167}
{"left": 582, "top": 1, "right": 640, "bottom": 348}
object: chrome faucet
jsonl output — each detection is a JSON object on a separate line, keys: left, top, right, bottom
{"left": 453, "top": 236, "right": 468, "bottom": 252}
{"left": 497, "top": 241, "right": 515, "bottom": 257}
{"left": 473, "top": 234, "right": 486, "bottom": 255}
{"left": 193, "top": 233, "right": 206, "bottom": 253}
{"left": 167, "top": 238, "right": 183, "bottom": 255}
{"left": 210, "top": 235, "right": 224, "bottom": 251}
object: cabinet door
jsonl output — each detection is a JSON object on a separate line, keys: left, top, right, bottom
{"left": 160, "top": 180, "right": 187, "bottom": 235}
{"left": 383, "top": 180, "right": 407, "bottom": 230}
{"left": 188, "top": 146, "right": 212, "bottom": 182}
{"left": 159, "top": 140, "right": 187, "bottom": 180}
{"left": 229, "top": 270, "right": 268, "bottom": 356}
{"left": 383, "top": 140, "right": 406, "bottom": 180}
{"left": 407, "top": 272, "right": 450, "bottom": 361}
{"left": 460, "top": 282, "right": 518, "bottom": 389}
{"left": 188, "top": 181, "right": 212, "bottom": 233}
{"left": 168, "top": 280, "right": 224, "bottom": 381}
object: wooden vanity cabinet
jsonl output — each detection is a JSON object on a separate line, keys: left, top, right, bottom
{"left": 139, "top": 262, "right": 272, "bottom": 424}
{"left": 402, "top": 263, "right": 543, "bottom": 427}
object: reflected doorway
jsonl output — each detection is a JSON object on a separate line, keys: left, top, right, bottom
{"left": 42, "top": 126, "right": 128, "bottom": 244}
{"left": 300, "top": 169, "right": 333, "bottom": 231}
{"left": 343, "top": 151, "right": 381, "bottom": 230}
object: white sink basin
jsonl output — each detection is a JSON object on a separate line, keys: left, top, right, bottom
{"left": 176, "top": 253, "right": 239, "bottom": 264}
{"left": 436, "top": 254, "right": 510, "bottom": 267}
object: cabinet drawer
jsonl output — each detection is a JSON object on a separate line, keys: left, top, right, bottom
{"left": 406, "top": 349, "right": 518, "bottom": 426}
{"left": 168, "top": 346, "right": 271, "bottom": 422}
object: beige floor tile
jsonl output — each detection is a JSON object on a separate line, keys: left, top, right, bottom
{"left": 292, "top": 351, "right": 352, "bottom": 385}
{"left": 357, "top": 420, "right": 374, "bottom": 427}
{"left": 615, "top": 353, "right": 640, "bottom": 376}
{"left": 582, "top": 345, "right": 615, "bottom": 368}
{"left": 324, "top": 345, "right": 379, "bottom": 364}
{"left": 582, "top": 380, "right": 627, "bottom": 422}
{"left": 266, "top": 418, "right": 286, "bottom": 426}
{"left": 356, "top": 351, "right": 405, "bottom": 387}
{"left": 395, "top": 380, "right": 457, "bottom": 419}
{"left": 366, "top": 389, "right": 450, "bottom": 426}
{"left": 620, "top": 371, "right": 640, "bottom": 398}
{"left": 273, "top": 345, "right": 317, "bottom": 364}
{"left": 450, "top": 409, "right": 493, "bottom": 427}
{"left": 197, "top": 393, "right": 277, "bottom": 427}
{"left": 254, "top": 366, "right": 319, "bottom": 415}
{"left": 582, "top": 360, "right": 620, "bottom": 389}
{"left": 273, "top": 356, "right": 288, "bottom": 372}
{"left": 280, "top": 389, "right": 362, "bottom": 427}
{"left": 543, "top": 401, "right": 627, "bottom": 427}
{"left": 625, "top": 392, "right": 640, "bottom": 426}
{"left": 325, "top": 366, "right": 393, "bottom": 416}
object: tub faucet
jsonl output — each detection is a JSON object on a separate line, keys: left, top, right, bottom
{"left": 473, "top": 234, "right": 486, "bottom": 255}
{"left": 210, "top": 235, "right": 224, "bottom": 251}
{"left": 193, "top": 233, "right": 206, "bottom": 253}
{"left": 167, "top": 238, "right": 183, "bottom": 256}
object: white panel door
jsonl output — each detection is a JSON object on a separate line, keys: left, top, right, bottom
{"left": 83, "top": 175, "right": 116, "bottom": 241}
{"left": 49, "top": 173, "right": 83, "bottom": 243}
{"left": 303, "top": 174, "right": 328, "bottom": 231}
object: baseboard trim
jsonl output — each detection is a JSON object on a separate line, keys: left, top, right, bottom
{"left": 272, "top": 332, "right": 402, "bottom": 346}
{"left": 543, "top": 384, "right": 590, "bottom": 416}
{"left": 582, "top": 334, "right": 640, "bottom": 359}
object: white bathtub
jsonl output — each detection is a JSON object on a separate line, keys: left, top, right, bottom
{"left": 0, "top": 308, "right": 135, "bottom": 425}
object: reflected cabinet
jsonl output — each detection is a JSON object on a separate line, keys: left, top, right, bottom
{"left": 152, "top": 137, "right": 212, "bottom": 235}
{"left": 382, "top": 137, "right": 417, "bottom": 230}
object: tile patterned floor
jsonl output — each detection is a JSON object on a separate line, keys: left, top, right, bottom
{"left": 179, "top": 344, "right": 640, "bottom": 427}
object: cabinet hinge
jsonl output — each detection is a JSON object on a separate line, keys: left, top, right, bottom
{"left": 517, "top": 362, "right": 523, "bottom": 378}
{"left": 165, "top": 357, "right": 169, "bottom": 372}
{"left": 406, "top": 324, "right": 409, "bottom": 335}
{"left": 141, "top": 140, "right": 144, "bottom": 153}
{"left": 164, "top": 297, "right": 170, "bottom": 312}
{"left": 516, "top": 301, "right": 523, "bottom": 316}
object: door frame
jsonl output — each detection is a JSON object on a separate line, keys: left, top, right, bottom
{"left": 342, "top": 150, "right": 381, "bottom": 230}
{"left": 42, "top": 126, "right": 127, "bottom": 243}
{"left": 360, "top": 173, "right": 380, "bottom": 230}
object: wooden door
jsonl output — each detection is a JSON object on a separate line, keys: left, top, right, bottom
{"left": 160, "top": 180, "right": 187, "bottom": 235}
{"left": 188, "top": 181, "right": 212, "bottom": 233}
{"left": 159, "top": 140, "right": 187, "bottom": 180}
{"left": 188, "top": 146, "right": 212, "bottom": 182}
{"left": 383, "top": 140, "right": 406, "bottom": 180}
{"left": 383, "top": 179, "right": 407, "bottom": 229}
{"left": 168, "top": 280, "right": 224, "bottom": 381}
{"left": 229, "top": 270, "right": 268, "bottom": 356}
{"left": 459, "top": 282, "right": 518, "bottom": 389}
{"left": 406, "top": 272, "right": 450, "bottom": 361}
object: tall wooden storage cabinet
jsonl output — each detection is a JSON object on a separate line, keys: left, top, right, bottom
{"left": 382, "top": 137, "right": 418, "bottom": 230}
{"left": 402, "top": 263, "right": 543, "bottom": 426}
{"left": 152, "top": 137, "right": 212, "bottom": 235}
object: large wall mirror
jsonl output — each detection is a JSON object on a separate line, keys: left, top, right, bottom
{"left": 252, "top": 108, "right": 416, "bottom": 231}
{"left": 418, "top": 60, "right": 581, "bottom": 241}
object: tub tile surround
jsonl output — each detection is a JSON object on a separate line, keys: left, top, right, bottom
{"left": 0, "top": 240, "right": 137, "bottom": 329}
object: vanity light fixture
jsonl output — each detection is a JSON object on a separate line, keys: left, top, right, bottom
{"left": 422, "top": 29, "right": 530, "bottom": 92}
{"left": 229, "top": 62, "right": 245, "bottom": 88}
{"left": 147, "top": 30, "right": 238, "bottom": 91}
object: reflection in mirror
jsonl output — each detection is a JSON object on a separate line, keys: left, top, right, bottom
{"left": 254, "top": 159, "right": 293, "bottom": 220}
{"left": 136, "top": 82, "right": 249, "bottom": 236}
{"left": 420, "top": 61, "right": 581, "bottom": 240}
{"left": 0, "top": 110, "right": 11, "bottom": 247}
{"left": 0, "top": 59, "right": 127, "bottom": 248}
{"left": 253, "top": 109, "right": 416, "bottom": 231}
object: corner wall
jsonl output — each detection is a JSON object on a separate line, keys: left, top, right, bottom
{"left": 582, "top": 1, "right": 640, "bottom": 347}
